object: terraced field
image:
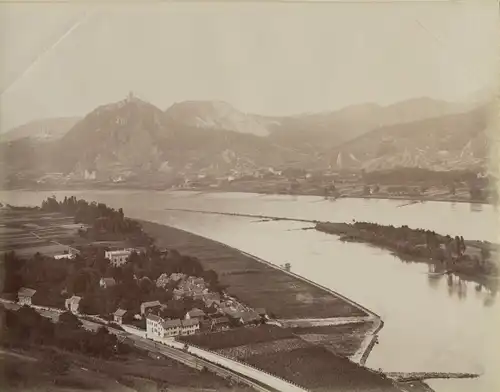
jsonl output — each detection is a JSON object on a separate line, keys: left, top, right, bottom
{"left": 0, "top": 209, "right": 80, "bottom": 257}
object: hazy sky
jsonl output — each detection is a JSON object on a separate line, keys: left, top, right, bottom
{"left": 0, "top": 1, "right": 498, "bottom": 132}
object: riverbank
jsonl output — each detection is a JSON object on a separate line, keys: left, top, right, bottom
{"left": 138, "top": 220, "right": 410, "bottom": 392}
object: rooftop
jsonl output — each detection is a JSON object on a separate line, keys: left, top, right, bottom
{"left": 67, "top": 295, "right": 82, "bottom": 304}
{"left": 106, "top": 249, "right": 133, "bottom": 256}
{"left": 147, "top": 314, "right": 163, "bottom": 323}
{"left": 187, "top": 308, "right": 206, "bottom": 317}
{"left": 18, "top": 287, "right": 36, "bottom": 297}
{"left": 212, "top": 316, "right": 230, "bottom": 324}
{"left": 162, "top": 319, "right": 182, "bottom": 329}
{"left": 182, "top": 319, "right": 200, "bottom": 327}
{"left": 114, "top": 308, "right": 127, "bottom": 317}
{"left": 141, "top": 300, "right": 161, "bottom": 308}
{"left": 240, "top": 311, "right": 261, "bottom": 323}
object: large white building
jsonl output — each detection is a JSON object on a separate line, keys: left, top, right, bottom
{"left": 146, "top": 314, "right": 200, "bottom": 338}
{"left": 105, "top": 248, "right": 135, "bottom": 267}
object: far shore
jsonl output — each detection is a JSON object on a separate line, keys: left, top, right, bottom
{"left": 0, "top": 184, "right": 491, "bottom": 206}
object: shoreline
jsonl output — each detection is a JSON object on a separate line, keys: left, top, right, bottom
{"left": 1, "top": 185, "right": 491, "bottom": 206}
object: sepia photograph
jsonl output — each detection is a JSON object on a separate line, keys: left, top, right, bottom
{"left": 0, "top": 1, "right": 499, "bottom": 392}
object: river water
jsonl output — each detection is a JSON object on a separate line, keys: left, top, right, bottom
{"left": 1, "top": 190, "right": 499, "bottom": 392}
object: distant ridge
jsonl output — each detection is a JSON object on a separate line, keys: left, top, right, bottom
{"left": 0, "top": 94, "right": 492, "bottom": 184}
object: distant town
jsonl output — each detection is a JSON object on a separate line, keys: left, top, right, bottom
{"left": 5, "top": 166, "right": 496, "bottom": 205}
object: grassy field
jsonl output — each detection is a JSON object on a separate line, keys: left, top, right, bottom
{"left": 0, "top": 346, "right": 252, "bottom": 392}
{"left": 140, "top": 220, "right": 367, "bottom": 319}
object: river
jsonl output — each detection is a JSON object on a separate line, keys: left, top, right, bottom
{"left": 1, "top": 190, "right": 499, "bottom": 392}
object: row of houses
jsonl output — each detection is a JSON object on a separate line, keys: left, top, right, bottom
{"left": 146, "top": 313, "right": 233, "bottom": 338}
{"left": 18, "top": 288, "right": 83, "bottom": 315}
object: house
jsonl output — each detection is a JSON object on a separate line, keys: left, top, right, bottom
{"left": 173, "top": 288, "right": 191, "bottom": 300}
{"left": 113, "top": 309, "right": 127, "bottom": 324}
{"left": 54, "top": 253, "right": 75, "bottom": 260}
{"left": 100, "top": 277, "right": 116, "bottom": 289}
{"left": 146, "top": 314, "right": 166, "bottom": 338}
{"left": 17, "top": 287, "right": 36, "bottom": 306}
{"left": 193, "top": 293, "right": 204, "bottom": 301}
{"left": 146, "top": 315, "right": 200, "bottom": 338}
{"left": 185, "top": 308, "right": 206, "bottom": 320}
{"left": 104, "top": 248, "right": 141, "bottom": 267}
{"left": 199, "top": 319, "right": 213, "bottom": 331}
{"left": 140, "top": 300, "right": 162, "bottom": 316}
{"left": 181, "top": 319, "right": 200, "bottom": 335}
{"left": 202, "top": 292, "right": 221, "bottom": 302}
{"left": 54, "top": 246, "right": 79, "bottom": 260}
{"left": 169, "top": 273, "right": 186, "bottom": 283}
{"left": 211, "top": 316, "right": 230, "bottom": 331}
{"left": 205, "top": 299, "right": 221, "bottom": 309}
{"left": 162, "top": 319, "right": 183, "bottom": 337}
{"left": 105, "top": 249, "right": 132, "bottom": 267}
{"left": 221, "top": 308, "right": 243, "bottom": 322}
{"left": 65, "top": 295, "right": 82, "bottom": 314}
{"left": 239, "top": 311, "right": 262, "bottom": 325}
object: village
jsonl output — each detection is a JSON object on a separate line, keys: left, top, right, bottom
{"left": 1, "top": 197, "right": 269, "bottom": 347}
{"left": 14, "top": 245, "right": 268, "bottom": 341}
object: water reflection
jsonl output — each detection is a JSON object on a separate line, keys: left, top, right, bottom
{"left": 426, "top": 272, "right": 500, "bottom": 305}
{"left": 426, "top": 264, "right": 443, "bottom": 290}
{"left": 470, "top": 203, "right": 483, "bottom": 212}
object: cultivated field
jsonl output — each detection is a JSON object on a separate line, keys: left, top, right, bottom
{"left": 0, "top": 209, "right": 80, "bottom": 257}
{"left": 180, "top": 326, "right": 397, "bottom": 392}
{"left": 0, "top": 208, "right": 130, "bottom": 258}
{"left": 140, "top": 220, "right": 367, "bottom": 319}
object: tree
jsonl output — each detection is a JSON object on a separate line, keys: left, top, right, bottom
{"left": 480, "top": 247, "right": 491, "bottom": 264}
{"left": 58, "top": 311, "right": 82, "bottom": 330}
{"left": 460, "top": 236, "right": 466, "bottom": 254}
{"left": 454, "top": 236, "right": 462, "bottom": 256}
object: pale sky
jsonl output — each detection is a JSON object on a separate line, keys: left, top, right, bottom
{"left": 0, "top": 1, "right": 498, "bottom": 132}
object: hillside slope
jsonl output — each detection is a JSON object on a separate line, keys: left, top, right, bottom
{"left": 1, "top": 117, "right": 81, "bottom": 143}
{"left": 329, "top": 104, "right": 491, "bottom": 171}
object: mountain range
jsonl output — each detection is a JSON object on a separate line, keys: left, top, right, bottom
{"left": 0, "top": 94, "right": 492, "bottom": 185}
